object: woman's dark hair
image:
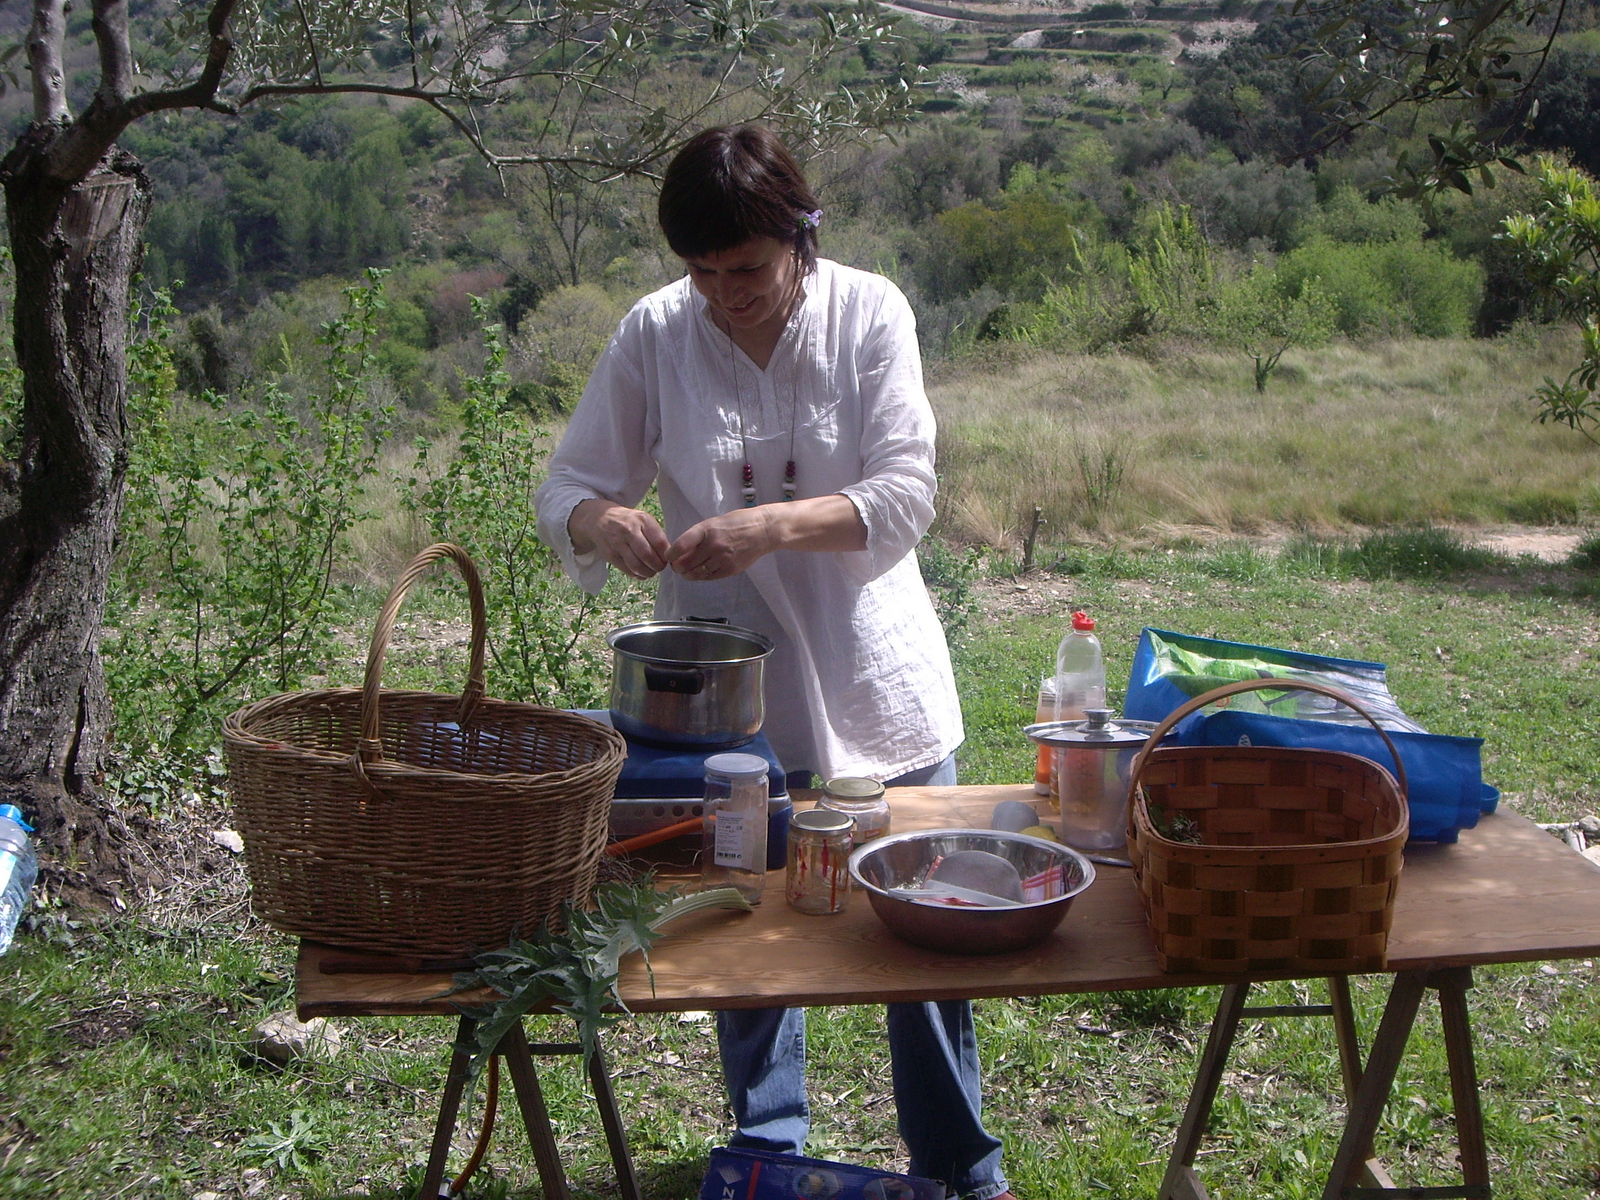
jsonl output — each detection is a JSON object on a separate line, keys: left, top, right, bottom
{"left": 658, "top": 125, "right": 820, "bottom": 272}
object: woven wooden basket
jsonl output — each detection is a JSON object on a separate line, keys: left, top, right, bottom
{"left": 1126, "top": 678, "right": 1408, "bottom": 975}
{"left": 223, "top": 544, "right": 627, "bottom": 955}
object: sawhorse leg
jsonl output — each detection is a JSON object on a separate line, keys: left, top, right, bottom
{"left": 1324, "top": 967, "right": 1489, "bottom": 1200}
{"left": 1160, "top": 978, "right": 1384, "bottom": 1200}
{"left": 418, "top": 1016, "right": 641, "bottom": 1200}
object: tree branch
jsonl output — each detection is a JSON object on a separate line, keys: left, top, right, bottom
{"left": 27, "top": 0, "right": 69, "bottom": 125}
{"left": 92, "top": 0, "right": 135, "bottom": 108}
{"left": 294, "top": 0, "right": 324, "bottom": 89}
{"left": 41, "top": 0, "right": 239, "bottom": 183}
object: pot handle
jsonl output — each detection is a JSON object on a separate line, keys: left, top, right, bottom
{"left": 644, "top": 665, "right": 706, "bottom": 695}
{"left": 684, "top": 615, "right": 729, "bottom": 625}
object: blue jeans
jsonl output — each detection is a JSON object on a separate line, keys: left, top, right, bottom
{"left": 717, "top": 754, "right": 1008, "bottom": 1200}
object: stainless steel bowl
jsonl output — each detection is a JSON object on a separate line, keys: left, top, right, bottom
{"left": 848, "top": 829, "right": 1096, "bottom": 955}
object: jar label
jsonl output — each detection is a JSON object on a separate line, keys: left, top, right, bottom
{"left": 714, "top": 812, "right": 757, "bottom": 870}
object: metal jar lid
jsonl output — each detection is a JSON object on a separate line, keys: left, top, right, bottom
{"left": 792, "top": 807, "right": 855, "bottom": 834}
{"left": 704, "top": 752, "right": 771, "bottom": 779}
{"left": 821, "top": 776, "right": 886, "bottom": 802}
{"left": 1024, "top": 708, "right": 1160, "bottom": 749}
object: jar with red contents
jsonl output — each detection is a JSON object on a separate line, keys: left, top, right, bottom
{"left": 785, "top": 807, "right": 855, "bottom": 914}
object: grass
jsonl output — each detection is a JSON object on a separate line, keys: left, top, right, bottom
{"left": 4, "top": 543, "right": 1600, "bottom": 1199}
{"left": 929, "top": 332, "right": 1600, "bottom": 544}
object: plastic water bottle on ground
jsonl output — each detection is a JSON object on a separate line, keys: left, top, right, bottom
{"left": 1053, "top": 611, "right": 1107, "bottom": 805}
{"left": 0, "top": 804, "right": 38, "bottom": 955}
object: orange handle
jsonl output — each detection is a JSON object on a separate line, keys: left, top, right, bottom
{"left": 605, "top": 816, "right": 705, "bottom": 857}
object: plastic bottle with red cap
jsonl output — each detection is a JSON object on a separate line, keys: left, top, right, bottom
{"left": 1054, "top": 611, "right": 1107, "bottom": 722}
{"left": 1052, "top": 612, "right": 1107, "bottom": 805}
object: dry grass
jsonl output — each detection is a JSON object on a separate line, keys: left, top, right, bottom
{"left": 929, "top": 330, "right": 1600, "bottom": 546}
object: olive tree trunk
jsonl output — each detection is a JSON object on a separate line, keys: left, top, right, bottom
{"left": 0, "top": 139, "right": 155, "bottom": 904}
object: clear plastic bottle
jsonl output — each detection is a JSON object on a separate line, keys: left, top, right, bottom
{"left": 1053, "top": 611, "right": 1107, "bottom": 806}
{"left": 701, "top": 753, "right": 770, "bottom": 904}
{"left": 0, "top": 804, "right": 38, "bottom": 956}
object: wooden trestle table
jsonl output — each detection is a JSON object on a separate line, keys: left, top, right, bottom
{"left": 296, "top": 785, "right": 1600, "bottom": 1200}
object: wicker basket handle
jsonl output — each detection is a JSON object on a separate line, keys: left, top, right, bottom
{"left": 355, "top": 543, "right": 489, "bottom": 766}
{"left": 1125, "top": 677, "right": 1408, "bottom": 810}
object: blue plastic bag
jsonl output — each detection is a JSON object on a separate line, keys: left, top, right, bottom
{"left": 1125, "top": 628, "right": 1497, "bottom": 843}
{"left": 698, "top": 1147, "right": 945, "bottom": 1200}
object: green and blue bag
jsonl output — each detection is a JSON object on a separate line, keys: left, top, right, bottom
{"left": 1125, "top": 628, "right": 1497, "bottom": 843}
{"left": 699, "top": 1147, "right": 945, "bottom": 1200}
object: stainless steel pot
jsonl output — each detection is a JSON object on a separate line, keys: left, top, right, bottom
{"left": 607, "top": 619, "right": 774, "bottom": 749}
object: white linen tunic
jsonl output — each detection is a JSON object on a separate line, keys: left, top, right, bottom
{"left": 535, "top": 259, "right": 964, "bottom": 779}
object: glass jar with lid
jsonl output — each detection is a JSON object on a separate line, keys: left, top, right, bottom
{"left": 818, "top": 776, "right": 890, "bottom": 844}
{"left": 786, "top": 807, "right": 854, "bottom": 915}
{"left": 701, "top": 752, "right": 770, "bottom": 904}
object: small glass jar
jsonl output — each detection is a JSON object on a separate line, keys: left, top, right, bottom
{"left": 786, "top": 807, "right": 854, "bottom": 915}
{"left": 702, "top": 752, "right": 770, "bottom": 904}
{"left": 818, "top": 776, "right": 890, "bottom": 844}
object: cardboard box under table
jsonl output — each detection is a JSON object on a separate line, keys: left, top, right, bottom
{"left": 298, "top": 785, "right": 1600, "bottom": 1200}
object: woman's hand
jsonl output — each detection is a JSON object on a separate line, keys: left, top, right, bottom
{"left": 666, "top": 508, "right": 778, "bottom": 581}
{"left": 568, "top": 499, "right": 671, "bottom": 580}
{"left": 668, "top": 495, "right": 867, "bottom": 582}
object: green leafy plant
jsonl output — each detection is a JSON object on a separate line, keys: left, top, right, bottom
{"left": 239, "top": 1109, "right": 329, "bottom": 1173}
{"left": 918, "top": 535, "right": 986, "bottom": 642}
{"left": 1502, "top": 159, "right": 1600, "bottom": 444}
{"left": 406, "top": 303, "right": 607, "bottom": 707}
{"left": 1210, "top": 266, "right": 1335, "bottom": 393}
{"left": 108, "top": 273, "right": 394, "bottom": 751}
{"left": 1073, "top": 437, "right": 1127, "bottom": 526}
{"left": 1128, "top": 204, "right": 1215, "bottom": 337}
{"left": 449, "top": 876, "right": 751, "bottom": 1081}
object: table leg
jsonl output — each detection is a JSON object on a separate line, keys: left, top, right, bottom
{"left": 500, "top": 1022, "right": 574, "bottom": 1200}
{"left": 1436, "top": 968, "right": 1489, "bottom": 1191}
{"left": 1328, "top": 977, "right": 1398, "bottom": 1191}
{"left": 1321, "top": 970, "right": 1428, "bottom": 1200}
{"left": 1160, "top": 982, "right": 1251, "bottom": 1200}
{"left": 418, "top": 1017, "right": 476, "bottom": 1200}
{"left": 587, "top": 1039, "right": 643, "bottom": 1200}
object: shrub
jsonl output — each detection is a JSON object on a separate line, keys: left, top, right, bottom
{"left": 408, "top": 305, "right": 608, "bottom": 707}
{"left": 1569, "top": 533, "right": 1600, "bottom": 571}
{"left": 108, "top": 276, "right": 394, "bottom": 751}
{"left": 1351, "top": 527, "right": 1503, "bottom": 579}
{"left": 1276, "top": 238, "right": 1484, "bottom": 338}
{"left": 920, "top": 167, "right": 1100, "bottom": 300}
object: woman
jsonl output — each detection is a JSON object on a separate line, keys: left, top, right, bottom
{"left": 535, "top": 125, "right": 1013, "bottom": 1200}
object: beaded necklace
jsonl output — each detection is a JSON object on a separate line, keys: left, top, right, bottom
{"left": 728, "top": 276, "right": 805, "bottom": 508}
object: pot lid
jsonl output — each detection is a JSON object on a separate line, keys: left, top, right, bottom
{"left": 1025, "top": 708, "right": 1159, "bottom": 748}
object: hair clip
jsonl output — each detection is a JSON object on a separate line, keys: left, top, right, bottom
{"left": 798, "top": 209, "right": 823, "bottom": 231}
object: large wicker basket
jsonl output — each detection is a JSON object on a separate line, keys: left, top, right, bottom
{"left": 1126, "top": 678, "right": 1408, "bottom": 975}
{"left": 223, "top": 544, "right": 627, "bottom": 955}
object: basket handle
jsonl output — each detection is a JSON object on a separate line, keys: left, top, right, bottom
{"left": 355, "top": 543, "right": 489, "bottom": 768}
{"left": 1124, "top": 677, "right": 1408, "bottom": 812}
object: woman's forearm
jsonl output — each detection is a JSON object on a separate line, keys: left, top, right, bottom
{"left": 762, "top": 494, "right": 867, "bottom": 554}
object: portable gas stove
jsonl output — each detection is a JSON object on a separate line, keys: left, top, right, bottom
{"left": 575, "top": 711, "right": 788, "bottom": 839}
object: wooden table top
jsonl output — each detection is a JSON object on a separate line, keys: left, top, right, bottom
{"left": 296, "top": 785, "right": 1600, "bottom": 1019}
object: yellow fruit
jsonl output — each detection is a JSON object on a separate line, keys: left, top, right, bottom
{"left": 1019, "top": 824, "right": 1058, "bottom": 842}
